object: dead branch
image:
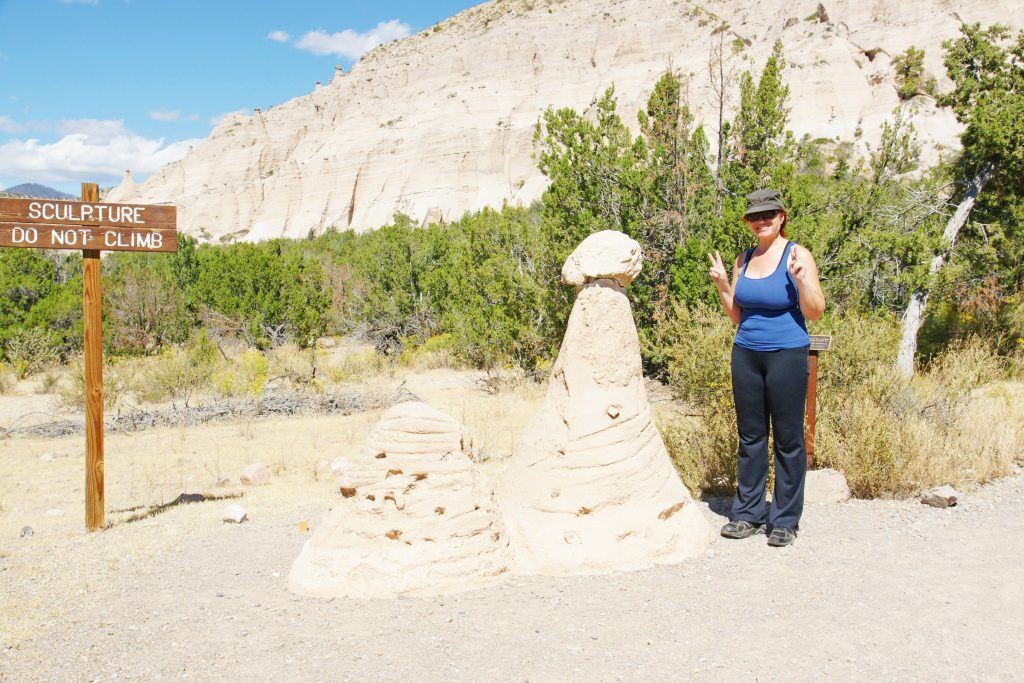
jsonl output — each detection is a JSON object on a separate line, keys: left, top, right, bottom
{"left": 0, "top": 385, "right": 419, "bottom": 439}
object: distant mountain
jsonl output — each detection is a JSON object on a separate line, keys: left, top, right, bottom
{"left": 3, "top": 183, "right": 76, "bottom": 200}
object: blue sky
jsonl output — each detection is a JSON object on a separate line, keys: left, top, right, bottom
{"left": 0, "top": 0, "right": 481, "bottom": 193}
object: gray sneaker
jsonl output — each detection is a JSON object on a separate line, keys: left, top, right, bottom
{"left": 720, "top": 520, "right": 763, "bottom": 539}
{"left": 766, "top": 527, "right": 797, "bottom": 547}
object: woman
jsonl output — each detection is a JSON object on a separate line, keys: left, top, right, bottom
{"left": 707, "top": 189, "right": 825, "bottom": 547}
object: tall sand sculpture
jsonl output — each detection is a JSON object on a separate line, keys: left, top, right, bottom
{"left": 288, "top": 401, "right": 511, "bottom": 599}
{"left": 499, "top": 230, "right": 716, "bottom": 575}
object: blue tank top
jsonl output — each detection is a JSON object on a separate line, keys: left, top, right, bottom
{"left": 733, "top": 241, "right": 810, "bottom": 351}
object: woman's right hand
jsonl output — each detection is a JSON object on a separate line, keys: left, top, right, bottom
{"left": 707, "top": 251, "right": 729, "bottom": 289}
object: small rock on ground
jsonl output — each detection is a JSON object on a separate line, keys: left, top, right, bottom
{"left": 223, "top": 504, "right": 248, "bottom": 523}
{"left": 240, "top": 463, "right": 271, "bottom": 486}
{"left": 921, "top": 485, "right": 960, "bottom": 508}
{"left": 805, "top": 468, "right": 851, "bottom": 503}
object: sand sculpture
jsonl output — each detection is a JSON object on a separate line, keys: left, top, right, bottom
{"left": 288, "top": 401, "right": 511, "bottom": 599}
{"left": 499, "top": 230, "right": 715, "bottom": 575}
{"left": 291, "top": 231, "right": 713, "bottom": 596}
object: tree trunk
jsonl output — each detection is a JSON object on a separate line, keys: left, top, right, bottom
{"left": 706, "top": 33, "right": 730, "bottom": 218}
{"left": 896, "top": 164, "right": 994, "bottom": 377}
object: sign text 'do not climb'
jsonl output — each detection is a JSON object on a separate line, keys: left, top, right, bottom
{"left": 0, "top": 198, "right": 177, "bottom": 253}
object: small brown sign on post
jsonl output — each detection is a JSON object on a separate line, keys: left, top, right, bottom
{"left": 806, "top": 334, "right": 832, "bottom": 468}
{"left": 0, "top": 197, "right": 176, "bottom": 253}
{"left": 0, "top": 188, "right": 177, "bottom": 531}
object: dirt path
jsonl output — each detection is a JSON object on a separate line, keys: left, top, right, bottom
{"left": 1, "top": 371, "right": 1021, "bottom": 681}
{"left": 3, "top": 464, "right": 1021, "bottom": 682}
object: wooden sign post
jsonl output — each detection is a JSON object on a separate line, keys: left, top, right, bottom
{"left": 0, "top": 184, "right": 176, "bottom": 531}
{"left": 806, "top": 334, "right": 832, "bottom": 468}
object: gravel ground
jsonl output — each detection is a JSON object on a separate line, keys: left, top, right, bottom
{"left": 3, "top": 464, "right": 1022, "bottom": 682}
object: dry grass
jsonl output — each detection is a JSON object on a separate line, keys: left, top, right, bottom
{"left": 397, "top": 333, "right": 460, "bottom": 371}
{"left": 0, "top": 364, "right": 16, "bottom": 395}
{"left": 658, "top": 401, "right": 737, "bottom": 497}
{"left": 657, "top": 306, "right": 1023, "bottom": 499}
{"left": 0, "top": 409, "right": 376, "bottom": 645}
{"left": 817, "top": 338, "right": 1022, "bottom": 497}
{"left": 52, "top": 339, "right": 400, "bottom": 410}
{"left": 0, "top": 365, "right": 546, "bottom": 646}
{"left": 654, "top": 301, "right": 740, "bottom": 498}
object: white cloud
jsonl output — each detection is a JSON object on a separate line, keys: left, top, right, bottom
{"left": 150, "top": 109, "right": 182, "bottom": 122}
{"left": 148, "top": 109, "right": 198, "bottom": 123}
{"left": 0, "top": 119, "right": 201, "bottom": 185}
{"left": 267, "top": 30, "right": 290, "bottom": 43}
{"left": 56, "top": 118, "right": 125, "bottom": 138}
{"left": 0, "top": 116, "right": 25, "bottom": 134}
{"left": 294, "top": 20, "right": 411, "bottom": 60}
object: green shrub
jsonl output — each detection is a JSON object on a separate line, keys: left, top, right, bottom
{"left": 59, "top": 356, "right": 137, "bottom": 409}
{"left": 656, "top": 306, "right": 1019, "bottom": 499}
{"left": 816, "top": 333, "right": 1018, "bottom": 496}
{"left": 212, "top": 350, "right": 268, "bottom": 397}
{"left": 145, "top": 329, "right": 220, "bottom": 401}
{"left": 399, "top": 333, "right": 459, "bottom": 369}
{"left": 266, "top": 344, "right": 319, "bottom": 391}
{"left": 5, "top": 327, "right": 59, "bottom": 379}
{"left": 104, "top": 251, "right": 192, "bottom": 354}
{"left": 659, "top": 404, "right": 738, "bottom": 497}
{"left": 325, "top": 346, "right": 389, "bottom": 384}
{"left": 190, "top": 241, "right": 329, "bottom": 348}
{"left": 892, "top": 46, "right": 937, "bottom": 100}
{"left": 815, "top": 311, "right": 901, "bottom": 395}
{"left": 657, "top": 301, "right": 735, "bottom": 406}
{"left": 654, "top": 301, "right": 738, "bottom": 495}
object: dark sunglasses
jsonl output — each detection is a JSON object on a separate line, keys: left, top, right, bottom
{"left": 745, "top": 209, "right": 780, "bottom": 222}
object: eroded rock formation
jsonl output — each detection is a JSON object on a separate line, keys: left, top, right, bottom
{"left": 499, "top": 231, "right": 715, "bottom": 575}
{"left": 288, "top": 401, "right": 511, "bottom": 599}
{"left": 106, "top": 0, "right": 1023, "bottom": 241}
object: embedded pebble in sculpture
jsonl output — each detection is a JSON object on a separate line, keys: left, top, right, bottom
{"left": 499, "top": 230, "right": 716, "bottom": 575}
{"left": 288, "top": 401, "right": 511, "bottom": 599}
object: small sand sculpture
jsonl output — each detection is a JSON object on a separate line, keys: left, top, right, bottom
{"left": 288, "top": 401, "right": 511, "bottom": 599}
{"left": 499, "top": 230, "right": 715, "bottom": 575}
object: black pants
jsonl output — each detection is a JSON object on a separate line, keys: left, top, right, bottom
{"left": 730, "top": 344, "right": 809, "bottom": 530}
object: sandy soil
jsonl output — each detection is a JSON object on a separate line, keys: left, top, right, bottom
{"left": 1, "top": 370, "right": 1022, "bottom": 682}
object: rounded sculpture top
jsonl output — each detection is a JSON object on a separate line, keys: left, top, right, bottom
{"left": 560, "top": 230, "right": 643, "bottom": 287}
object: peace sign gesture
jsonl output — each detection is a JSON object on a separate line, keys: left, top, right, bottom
{"left": 707, "top": 251, "right": 729, "bottom": 289}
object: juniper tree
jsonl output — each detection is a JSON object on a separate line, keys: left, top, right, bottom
{"left": 896, "top": 23, "right": 1024, "bottom": 375}
{"left": 728, "top": 39, "right": 794, "bottom": 194}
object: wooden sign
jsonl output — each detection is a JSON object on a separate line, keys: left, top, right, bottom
{"left": 805, "top": 335, "right": 833, "bottom": 468}
{"left": 0, "top": 198, "right": 176, "bottom": 253}
{"left": 0, "top": 186, "right": 178, "bottom": 531}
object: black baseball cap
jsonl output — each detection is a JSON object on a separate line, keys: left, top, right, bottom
{"left": 744, "top": 189, "right": 784, "bottom": 216}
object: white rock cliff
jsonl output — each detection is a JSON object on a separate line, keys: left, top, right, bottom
{"left": 108, "top": 0, "right": 1022, "bottom": 240}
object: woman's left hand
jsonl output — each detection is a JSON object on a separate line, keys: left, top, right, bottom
{"left": 786, "top": 244, "right": 826, "bottom": 321}
{"left": 787, "top": 246, "right": 810, "bottom": 284}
